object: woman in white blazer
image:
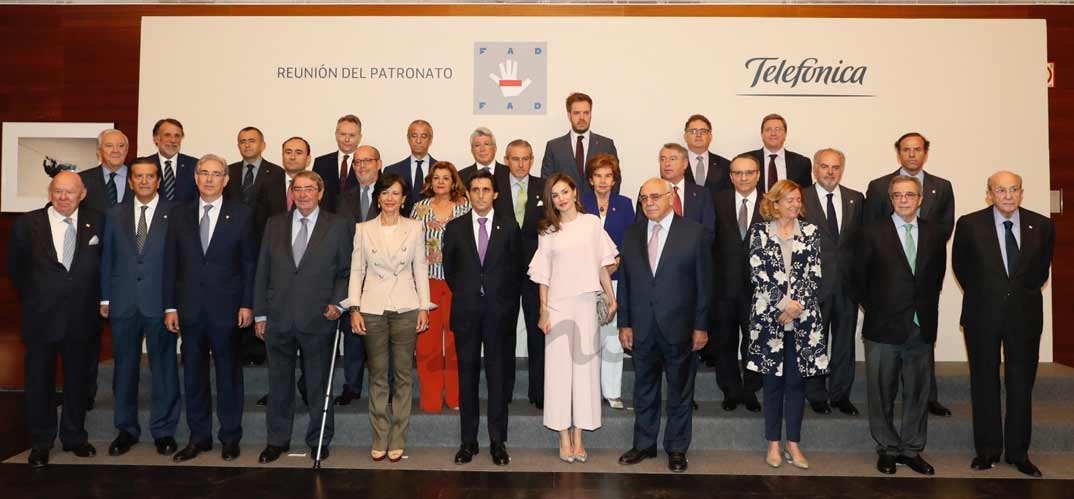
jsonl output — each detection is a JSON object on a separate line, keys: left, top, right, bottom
{"left": 348, "top": 172, "right": 431, "bottom": 463}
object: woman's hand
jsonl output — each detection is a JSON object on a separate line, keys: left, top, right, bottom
{"left": 416, "top": 310, "right": 430, "bottom": 332}
{"left": 604, "top": 299, "right": 618, "bottom": 325}
{"left": 351, "top": 311, "right": 367, "bottom": 335}
{"left": 785, "top": 300, "right": 804, "bottom": 319}
{"left": 539, "top": 309, "right": 551, "bottom": 335}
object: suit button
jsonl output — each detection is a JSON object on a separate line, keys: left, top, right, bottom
{"left": 137, "top": 277, "right": 142, "bottom": 282}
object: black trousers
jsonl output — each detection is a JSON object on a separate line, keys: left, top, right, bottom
{"left": 265, "top": 327, "right": 335, "bottom": 449}
{"left": 239, "top": 323, "right": 266, "bottom": 363}
{"left": 806, "top": 287, "right": 859, "bottom": 403}
{"left": 631, "top": 330, "right": 696, "bottom": 454}
{"left": 455, "top": 311, "right": 511, "bottom": 445}
{"left": 714, "top": 294, "right": 762, "bottom": 401}
{"left": 521, "top": 280, "right": 544, "bottom": 404}
{"left": 865, "top": 326, "right": 931, "bottom": 458}
{"left": 25, "top": 335, "right": 96, "bottom": 449}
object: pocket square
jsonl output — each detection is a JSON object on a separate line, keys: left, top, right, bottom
{"left": 88, "top": 235, "right": 100, "bottom": 245}
{"left": 537, "top": 200, "right": 544, "bottom": 207}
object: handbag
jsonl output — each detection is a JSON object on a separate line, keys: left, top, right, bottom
{"left": 596, "top": 291, "right": 612, "bottom": 326}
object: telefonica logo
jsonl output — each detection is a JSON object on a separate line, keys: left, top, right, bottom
{"left": 739, "top": 57, "right": 874, "bottom": 98}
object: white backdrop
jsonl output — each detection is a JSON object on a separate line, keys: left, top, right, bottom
{"left": 139, "top": 16, "right": 1052, "bottom": 361}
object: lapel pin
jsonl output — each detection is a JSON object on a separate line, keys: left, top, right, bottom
{"left": 849, "top": 199, "right": 854, "bottom": 204}
{"left": 496, "top": 225, "right": 501, "bottom": 230}
{"left": 1029, "top": 224, "right": 1034, "bottom": 230}
{"left": 931, "top": 189, "right": 936, "bottom": 194}
{"left": 225, "top": 214, "right": 230, "bottom": 220}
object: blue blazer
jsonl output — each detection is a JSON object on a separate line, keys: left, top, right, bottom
{"left": 633, "top": 182, "right": 715, "bottom": 243}
{"left": 580, "top": 192, "right": 634, "bottom": 280}
{"left": 101, "top": 198, "right": 174, "bottom": 319}
{"left": 150, "top": 153, "right": 198, "bottom": 203}
{"left": 540, "top": 132, "right": 619, "bottom": 196}
{"left": 384, "top": 155, "right": 437, "bottom": 214}
{"left": 163, "top": 198, "right": 257, "bottom": 324}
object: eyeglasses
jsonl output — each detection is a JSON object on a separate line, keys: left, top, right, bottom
{"left": 196, "top": 170, "right": 226, "bottom": 178}
{"left": 891, "top": 192, "right": 920, "bottom": 200}
{"left": 686, "top": 128, "right": 711, "bottom": 136}
{"left": 763, "top": 127, "right": 785, "bottom": 134}
{"left": 291, "top": 186, "right": 319, "bottom": 193}
{"left": 353, "top": 158, "right": 380, "bottom": 166}
{"left": 991, "top": 186, "right": 1022, "bottom": 196}
{"left": 730, "top": 170, "right": 759, "bottom": 178}
{"left": 638, "top": 192, "right": 670, "bottom": 203}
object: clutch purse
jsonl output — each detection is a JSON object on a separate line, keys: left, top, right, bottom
{"left": 596, "top": 291, "right": 612, "bottom": 326}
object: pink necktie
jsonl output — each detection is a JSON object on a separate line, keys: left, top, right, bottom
{"left": 648, "top": 224, "right": 662, "bottom": 274}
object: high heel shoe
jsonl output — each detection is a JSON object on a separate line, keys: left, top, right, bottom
{"left": 559, "top": 446, "right": 575, "bottom": 463}
{"left": 766, "top": 450, "right": 782, "bottom": 468}
{"left": 784, "top": 449, "right": 810, "bottom": 469}
{"left": 388, "top": 449, "right": 404, "bottom": 463}
{"left": 573, "top": 450, "right": 588, "bottom": 463}
{"left": 371, "top": 449, "right": 387, "bottom": 462}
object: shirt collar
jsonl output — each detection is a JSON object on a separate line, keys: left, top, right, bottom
{"left": 573, "top": 130, "right": 591, "bottom": 142}
{"left": 243, "top": 158, "right": 263, "bottom": 169}
{"left": 48, "top": 206, "right": 78, "bottom": 223}
{"left": 159, "top": 153, "right": 178, "bottom": 163}
{"left": 473, "top": 208, "right": 495, "bottom": 223}
{"left": 294, "top": 206, "right": 320, "bottom": 225}
{"left": 199, "top": 197, "right": 221, "bottom": 212}
{"left": 647, "top": 209, "right": 674, "bottom": 233}
{"left": 815, "top": 183, "right": 839, "bottom": 197}
{"left": 102, "top": 164, "right": 128, "bottom": 177}
{"left": 137, "top": 194, "right": 160, "bottom": 210}
{"left": 993, "top": 205, "right": 1021, "bottom": 227}
{"left": 762, "top": 147, "right": 785, "bottom": 157}
{"left": 736, "top": 189, "right": 757, "bottom": 205}
{"left": 892, "top": 212, "right": 918, "bottom": 229}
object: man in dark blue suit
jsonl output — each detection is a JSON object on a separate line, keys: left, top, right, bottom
{"left": 163, "top": 154, "right": 256, "bottom": 462}
{"left": 682, "top": 114, "right": 731, "bottom": 194}
{"left": 617, "top": 177, "right": 713, "bottom": 473}
{"left": 149, "top": 118, "right": 198, "bottom": 203}
{"left": 100, "top": 157, "right": 180, "bottom": 457}
{"left": 312, "top": 114, "right": 362, "bottom": 212}
{"left": 634, "top": 143, "right": 715, "bottom": 243}
{"left": 540, "top": 92, "right": 619, "bottom": 196}
{"left": 383, "top": 120, "right": 437, "bottom": 215}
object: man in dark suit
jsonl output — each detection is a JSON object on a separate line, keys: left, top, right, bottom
{"left": 682, "top": 114, "right": 731, "bottom": 194}
{"left": 149, "top": 118, "right": 198, "bottom": 203}
{"left": 458, "top": 127, "right": 510, "bottom": 192}
{"left": 99, "top": 158, "right": 180, "bottom": 458}
{"left": 497, "top": 139, "right": 546, "bottom": 408}
{"left": 253, "top": 171, "right": 353, "bottom": 464}
{"left": 853, "top": 175, "right": 946, "bottom": 476}
{"left": 634, "top": 143, "right": 714, "bottom": 242}
{"left": 163, "top": 154, "right": 256, "bottom": 462}
{"left": 383, "top": 120, "right": 437, "bottom": 215}
{"left": 743, "top": 113, "right": 812, "bottom": 194}
{"left": 312, "top": 114, "right": 362, "bottom": 211}
{"left": 617, "top": 177, "right": 713, "bottom": 473}
{"left": 540, "top": 92, "right": 619, "bottom": 195}
{"left": 9, "top": 172, "right": 102, "bottom": 467}
{"left": 863, "top": 132, "right": 955, "bottom": 417}
{"left": 442, "top": 169, "right": 521, "bottom": 466}
{"left": 801, "top": 149, "right": 864, "bottom": 416}
{"left": 81, "top": 128, "right": 131, "bottom": 212}
{"left": 707, "top": 153, "right": 764, "bottom": 413}
{"left": 952, "top": 171, "right": 1055, "bottom": 478}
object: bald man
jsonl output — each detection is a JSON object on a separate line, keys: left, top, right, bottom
{"left": 9, "top": 172, "right": 104, "bottom": 467}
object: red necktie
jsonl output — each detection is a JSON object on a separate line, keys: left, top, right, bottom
{"left": 575, "top": 135, "right": 585, "bottom": 180}
{"left": 673, "top": 186, "right": 683, "bottom": 216}
{"left": 339, "top": 154, "right": 350, "bottom": 193}
{"left": 767, "top": 154, "right": 778, "bottom": 191}
{"left": 286, "top": 187, "right": 293, "bottom": 211}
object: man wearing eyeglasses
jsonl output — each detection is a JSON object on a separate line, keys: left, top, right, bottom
{"left": 952, "top": 171, "right": 1054, "bottom": 478}
{"left": 863, "top": 132, "right": 955, "bottom": 418}
{"left": 384, "top": 120, "right": 437, "bottom": 216}
{"left": 632, "top": 143, "right": 714, "bottom": 242}
{"left": 163, "top": 154, "right": 256, "bottom": 462}
{"left": 853, "top": 175, "right": 946, "bottom": 476}
{"left": 742, "top": 113, "right": 812, "bottom": 195}
{"left": 682, "top": 114, "right": 731, "bottom": 194}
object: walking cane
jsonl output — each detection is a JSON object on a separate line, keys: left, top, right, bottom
{"left": 313, "top": 323, "right": 343, "bottom": 469}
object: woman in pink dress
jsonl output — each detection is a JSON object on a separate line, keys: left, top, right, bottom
{"left": 528, "top": 173, "right": 618, "bottom": 463}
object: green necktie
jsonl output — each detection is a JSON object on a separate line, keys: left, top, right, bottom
{"left": 903, "top": 223, "right": 919, "bottom": 326}
{"left": 514, "top": 182, "right": 527, "bottom": 227}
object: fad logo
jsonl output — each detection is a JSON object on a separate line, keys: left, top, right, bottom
{"left": 474, "top": 42, "right": 547, "bottom": 115}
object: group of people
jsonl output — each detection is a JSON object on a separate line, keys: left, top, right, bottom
{"left": 9, "top": 92, "right": 1054, "bottom": 478}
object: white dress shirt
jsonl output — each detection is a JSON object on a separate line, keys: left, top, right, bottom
{"left": 476, "top": 161, "right": 496, "bottom": 175}
{"left": 735, "top": 189, "right": 759, "bottom": 222}
{"left": 159, "top": 153, "right": 179, "bottom": 179}
{"left": 134, "top": 194, "right": 161, "bottom": 233}
{"left": 692, "top": 151, "right": 708, "bottom": 186}
{"left": 47, "top": 206, "right": 78, "bottom": 264}
{"left": 572, "top": 130, "right": 591, "bottom": 164}
{"left": 411, "top": 155, "right": 430, "bottom": 184}
{"left": 472, "top": 208, "right": 496, "bottom": 251}
{"left": 646, "top": 210, "right": 674, "bottom": 272}
{"left": 198, "top": 197, "right": 223, "bottom": 244}
{"left": 814, "top": 183, "right": 842, "bottom": 232}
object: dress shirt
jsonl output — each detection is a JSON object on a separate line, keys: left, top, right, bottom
{"left": 815, "top": 183, "right": 842, "bottom": 231}
{"left": 993, "top": 206, "right": 1022, "bottom": 275}
{"left": 101, "top": 164, "right": 129, "bottom": 202}
{"left": 101, "top": 195, "right": 160, "bottom": 307}
{"left": 472, "top": 208, "right": 496, "bottom": 251}
{"left": 242, "top": 158, "right": 264, "bottom": 184}
{"left": 669, "top": 178, "right": 686, "bottom": 203}
{"left": 645, "top": 210, "right": 674, "bottom": 273}
{"left": 198, "top": 197, "right": 223, "bottom": 244}
{"left": 292, "top": 206, "right": 319, "bottom": 247}
{"left": 735, "top": 189, "right": 759, "bottom": 221}
{"left": 476, "top": 161, "right": 496, "bottom": 175}
{"left": 336, "top": 150, "right": 353, "bottom": 176}
{"left": 511, "top": 175, "right": 527, "bottom": 208}
{"left": 411, "top": 155, "right": 429, "bottom": 183}
{"left": 46, "top": 206, "right": 78, "bottom": 265}
{"left": 892, "top": 213, "right": 919, "bottom": 256}
{"left": 763, "top": 147, "right": 787, "bottom": 184}
{"left": 284, "top": 173, "right": 296, "bottom": 197}
{"left": 573, "top": 130, "right": 591, "bottom": 164}
{"left": 159, "top": 153, "right": 179, "bottom": 179}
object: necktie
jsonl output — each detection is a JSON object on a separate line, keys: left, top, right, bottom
{"left": 162, "top": 159, "right": 176, "bottom": 201}
{"left": 200, "top": 205, "right": 213, "bottom": 254}
{"left": 414, "top": 159, "right": 425, "bottom": 199}
{"left": 293, "top": 217, "right": 309, "bottom": 266}
{"left": 339, "top": 155, "right": 350, "bottom": 193}
{"left": 826, "top": 192, "right": 840, "bottom": 241}
{"left": 360, "top": 185, "right": 371, "bottom": 220}
{"left": 575, "top": 135, "right": 585, "bottom": 180}
{"left": 62, "top": 217, "right": 75, "bottom": 270}
{"left": 477, "top": 217, "right": 489, "bottom": 265}
{"left": 695, "top": 156, "right": 706, "bottom": 186}
{"left": 767, "top": 154, "right": 778, "bottom": 191}
{"left": 514, "top": 182, "right": 527, "bottom": 227}
{"left": 648, "top": 223, "right": 662, "bottom": 274}
{"left": 903, "top": 223, "right": 919, "bottom": 326}
{"left": 106, "top": 172, "right": 118, "bottom": 205}
{"left": 242, "top": 165, "right": 255, "bottom": 204}
{"left": 672, "top": 186, "right": 683, "bottom": 217}
{"left": 286, "top": 178, "right": 294, "bottom": 210}
{"left": 1003, "top": 220, "right": 1020, "bottom": 276}
{"left": 136, "top": 205, "right": 148, "bottom": 254}
{"left": 738, "top": 199, "right": 749, "bottom": 240}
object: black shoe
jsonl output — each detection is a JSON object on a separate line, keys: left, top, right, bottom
{"left": 154, "top": 437, "right": 178, "bottom": 455}
{"left": 222, "top": 441, "right": 240, "bottom": 461}
{"left": 244, "top": 357, "right": 265, "bottom": 367}
{"left": 743, "top": 397, "right": 762, "bottom": 413}
{"left": 173, "top": 442, "right": 211, "bottom": 462}
{"left": 618, "top": 447, "right": 657, "bottom": 465}
{"left": 490, "top": 442, "right": 510, "bottom": 466}
{"left": 28, "top": 448, "right": 49, "bottom": 468}
{"left": 668, "top": 452, "right": 688, "bottom": 472}
{"left": 810, "top": 401, "right": 832, "bottom": 415}
{"left": 896, "top": 454, "right": 935, "bottom": 475}
{"left": 927, "top": 401, "right": 952, "bottom": 417}
{"left": 257, "top": 394, "right": 268, "bottom": 406}
{"left": 299, "top": 387, "right": 309, "bottom": 407}
{"left": 108, "top": 431, "right": 138, "bottom": 456}
{"left": 721, "top": 399, "right": 739, "bottom": 411}
{"left": 691, "top": 400, "right": 699, "bottom": 411}
{"left": 971, "top": 455, "right": 1000, "bottom": 470}
{"left": 86, "top": 397, "right": 95, "bottom": 411}
{"left": 454, "top": 443, "right": 478, "bottom": 464}
{"left": 259, "top": 445, "right": 288, "bottom": 464}
{"left": 1007, "top": 458, "right": 1042, "bottom": 478}
{"left": 877, "top": 454, "right": 896, "bottom": 474}
{"left": 310, "top": 446, "right": 329, "bottom": 461}
{"left": 334, "top": 388, "right": 360, "bottom": 406}
{"left": 62, "top": 442, "right": 97, "bottom": 458}
{"left": 833, "top": 399, "right": 859, "bottom": 416}
{"left": 535, "top": 399, "right": 543, "bottom": 410}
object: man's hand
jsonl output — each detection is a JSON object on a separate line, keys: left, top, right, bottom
{"left": 324, "top": 305, "right": 342, "bottom": 321}
{"left": 164, "top": 312, "right": 180, "bottom": 334}
{"left": 254, "top": 321, "right": 266, "bottom": 340}
{"left": 99, "top": 304, "right": 109, "bottom": 318}
{"left": 237, "top": 308, "right": 253, "bottom": 328}
{"left": 691, "top": 330, "right": 708, "bottom": 352}
{"left": 619, "top": 327, "right": 634, "bottom": 351}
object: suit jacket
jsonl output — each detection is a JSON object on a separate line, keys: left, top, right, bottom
{"left": 150, "top": 153, "right": 198, "bottom": 203}
{"left": 8, "top": 207, "right": 103, "bottom": 343}
{"left": 616, "top": 215, "right": 713, "bottom": 345}
{"left": 253, "top": 170, "right": 290, "bottom": 243}
{"left": 79, "top": 165, "right": 131, "bottom": 213}
{"left": 684, "top": 151, "right": 732, "bottom": 194}
{"left": 712, "top": 189, "right": 764, "bottom": 300}
{"left": 442, "top": 210, "right": 523, "bottom": 331}
{"left": 383, "top": 155, "right": 437, "bottom": 215}
{"left": 747, "top": 148, "right": 813, "bottom": 194}
{"left": 801, "top": 185, "right": 865, "bottom": 301}
{"left": 540, "top": 132, "right": 619, "bottom": 195}
{"left": 458, "top": 162, "right": 510, "bottom": 192}
{"left": 163, "top": 198, "right": 257, "bottom": 323}
{"left": 254, "top": 210, "right": 354, "bottom": 334}
{"left": 852, "top": 218, "right": 946, "bottom": 345}
{"left": 225, "top": 160, "right": 283, "bottom": 207}
{"left": 952, "top": 207, "right": 1054, "bottom": 338}
{"left": 336, "top": 183, "right": 381, "bottom": 224}
{"left": 634, "top": 182, "right": 715, "bottom": 242}
{"left": 347, "top": 217, "right": 431, "bottom": 315}
{"left": 100, "top": 198, "right": 174, "bottom": 319}
{"left": 580, "top": 191, "right": 634, "bottom": 280}
{"left": 745, "top": 220, "right": 827, "bottom": 377}
{"left": 312, "top": 152, "right": 359, "bottom": 212}
{"left": 493, "top": 174, "right": 545, "bottom": 263}
{"left": 864, "top": 169, "right": 955, "bottom": 242}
